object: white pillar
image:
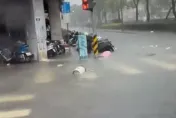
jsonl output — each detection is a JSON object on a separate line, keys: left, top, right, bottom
{"left": 47, "top": 0, "right": 62, "bottom": 41}
{"left": 27, "top": 0, "right": 47, "bottom": 61}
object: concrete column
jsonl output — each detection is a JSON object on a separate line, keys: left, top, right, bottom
{"left": 27, "top": 0, "right": 47, "bottom": 61}
{"left": 47, "top": 0, "right": 62, "bottom": 41}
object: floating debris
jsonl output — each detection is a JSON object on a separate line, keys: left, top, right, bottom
{"left": 73, "top": 66, "right": 86, "bottom": 75}
{"left": 150, "top": 45, "right": 154, "bottom": 48}
{"left": 6, "top": 63, "right": 10, "bottom": 66}
{"left": 57, "top": 64, "right": 63, "bottom": 67}
{"left": 166, "top": 47, "right": 171, "bottom": 50}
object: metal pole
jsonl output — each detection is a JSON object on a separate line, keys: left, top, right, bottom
{"left": 66, "top": 23, "right": 71, "bottom": 53}
{"left": 90, "top": 9, "right": 95, "bottom": 34}
{"left": 66, "top": 23, "right": 69, "bottom": 40}
{"left": 66, "top": 23, "right": 69, "bottom": 31}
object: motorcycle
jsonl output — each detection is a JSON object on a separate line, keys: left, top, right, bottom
{"left": 47, "top": 40, "right": 57, "bottom": 57}
{"left": 12, "top": 42, "right": 34, "bottom": 63}
{"left": 67, "top": 31, "right": 79, "bottom": 47}
{"left": 97, "top": 37, "right": 115, "bottom": 53}
{"left": 86, "top": 34, "right": 115, "bottom": 53}
{"left": 54, "top": 40, "right": 65, "bottom": 55}
{"left": 0, "top": 42, "right": 34, "bottom": 63}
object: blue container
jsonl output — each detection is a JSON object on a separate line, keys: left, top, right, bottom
{"left": 18, "top": 44, "right": 29, "bottom": 53}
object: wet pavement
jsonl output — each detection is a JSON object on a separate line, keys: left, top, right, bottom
{"left": 1, "top": 30, "right": 176, "bottom": 118}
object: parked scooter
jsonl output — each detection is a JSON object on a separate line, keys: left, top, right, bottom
{"left": 67, "top": 31, "right": 79, "bottom": 47}
{"left": 46, "top": 39, "right": 66, "bottom": 58}
{"left": 12, "top": 41, "right": 34, "bottom": 63}
{"left": 97, "top": 37, "right": 114, "bottom": 53}
{"left": 54, "top": 40, "right": 65, "bottom": 55}
{"left": 47, "top": 40, "right": 57, "bottom": 57}
{"left": 0, "top": 42, "right": 34, "bottom": 64}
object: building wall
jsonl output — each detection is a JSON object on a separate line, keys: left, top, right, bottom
{"left": 27, "top": 0, "right": 47, "bottom": 61}
{"left": 0, "top": 0, "right": 47, "bottom": 61}
{"left": 26, "top": 0, "right": 39, "bottom": 60}
{"left": 0, "top": 0, "right": 29, "bottom": 50}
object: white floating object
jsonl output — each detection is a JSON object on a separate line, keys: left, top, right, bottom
{"left": 166, "top": 47, "right": 171, "bottom": 50}
{"left": 150, "top": 31, "right": 154, "bottom": 33}
{"left": 73, "top": 66, "right": 86, "bottom": 75}
{"left": 150, "top": 45, "right": 154, "bottom": 48}
{"left": 41, "top": 59, "right": 50, "bottom": 62}
{"left": 84, "top": 32, "right": 88, "bottom": 35}
{"left": 6, "top": 63, "right": 10, "bottom": 66}
{"left": 155, "top": 45, "right": 158, "bottom": 47}
{"left": 57, "top": 64, "right": 63, "bottom": 67}
{"left": 97, "top": 36, "right": 102, "bottom": 39}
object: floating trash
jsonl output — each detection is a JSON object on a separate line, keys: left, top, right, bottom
{"left": 6, "top": 63, "right": 10, "bottom": 66}
{"left": 57, "top": 64, "right": 63, "bottom": 67}
{"left": 166, "top": 47, "right": 171, "bottom": 50}
{"left": 73, "top": 66, "right": 86, "bottom": 75}
{"left": 150, "top": 45, "right": 154, "bottom": 48}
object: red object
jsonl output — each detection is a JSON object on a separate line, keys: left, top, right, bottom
{"left": 82, "top": 0, "right": 89, "bottom": 10}
{"left": 82, "top": 0, "right": 87, "bottom": 3}
{"left": 82, "top": 4, "right": 89, "bottom": 10}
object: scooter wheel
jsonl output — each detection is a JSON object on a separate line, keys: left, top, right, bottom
{"left": 61, "top": 46, "right": 65, "bottom": 54}
{"left": 20, "top": 54, "right": 26, "bottom": 63}
{"left": 25, "top": 56, "right": 30, "bottom": 62}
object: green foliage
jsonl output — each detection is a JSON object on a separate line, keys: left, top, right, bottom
{"left": 70, "top": 0, "right": 176, "bottom": 25}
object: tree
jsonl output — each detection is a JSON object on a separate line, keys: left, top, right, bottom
{"left": 104, "top": 0, "right": 121, "bottom": 21}
{"left": 132, "top": 0, "right": 140, "bottom": 21}
{"left": 163, "top": 0, "right": 176, "bottom": 19}
{"left": 146, "top": 0, "right": 170, "bottom": 19}
{"left": 166, "top": 6, "right": 173, "bottom": 19}
{"left": 94, "top": 0, "right": 106, "bottom": 24}
{"left": 145, "top": 0, "right": 150, "bottom": 22}
{"left": 171, "top": 0, "right": 176, "bottom": 18}
{"left": 115, "top": 0, "right": 126, "bottom": 21}
{"left": 165, "top": 0, "right": 176, "bottom": 19}
{"left": 104, "top": 0, "right": 114, "bottom": 23}
{"left": 120, "top": 0, "right": 124, "bottom": 22}
{"left": 116, "top": 1, "right": 122, "bottom": 21}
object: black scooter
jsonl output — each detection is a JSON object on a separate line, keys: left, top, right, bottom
{"left": 54, "top": 40, "right": 65, "bottom": 55}
{"left": 47, "top": 40, "right": 57, "bottom": 57}
{"left": 47, "top": 40, "right": 66, "bottom": 58}
{"left": 98, "top": 38, "right": 114, "bottom": 53}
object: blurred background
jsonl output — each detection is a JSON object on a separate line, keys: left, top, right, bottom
{"left": 70, "top": 0, "right": 176, "bottom": 31}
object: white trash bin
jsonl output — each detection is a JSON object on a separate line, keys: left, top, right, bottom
{"left": 73, "top": 66, "right": 86, "bottom": 75}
